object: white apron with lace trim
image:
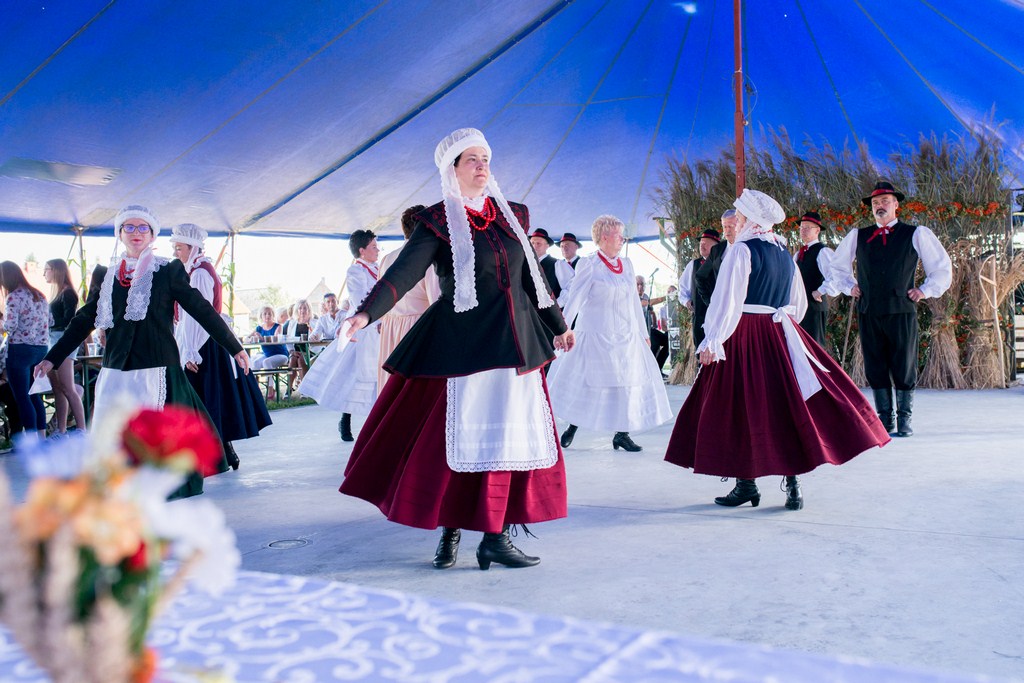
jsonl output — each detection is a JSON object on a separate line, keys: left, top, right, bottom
{"left": 92, "top": 367, "right": 167, "bottom": 426}
{"left": 446, "top": 368, "right": 558, "bottom": 473}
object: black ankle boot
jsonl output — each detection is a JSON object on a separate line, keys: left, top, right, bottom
{"left": 714, "top": 478, "right": 760, "bottom": 507}
{"left": 560, "top": 424, "right": 578, "bottom": 448}
{"left": 872, "top": 388, "right": 895, "bottom": 433}
{"left": 895, "top": 389, "right": 914, "bottom": 437}
{"left": 224, "top": 442, "right": 240, "bottom": 471}
{"left": 432, "top": 527, "right": 461, "bottom": 569}
{"left": 339, "top": 413, "right": 353, "bottom": 442}
{"left": 612, "top": 432, "right": 642, "bottom": 452}
{"left": 476, "top": 525, "right": 540, "bottom": 570}
{"left": 783, "top": 476, "right": 803, "bottom": 510}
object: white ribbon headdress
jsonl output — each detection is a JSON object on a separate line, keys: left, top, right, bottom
{"left": 169, "top": 223, "right": 209, "bottom": 272}
{"left": 434, "top": 128, "right": 554, "bottom": 313}
{"left": 96, "top": 205, "right": 163, "bottom": 329}
{"left": 733, "top": 189, "right": 788, "bottom": 248}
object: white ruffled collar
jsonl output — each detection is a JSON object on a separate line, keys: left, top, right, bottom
{"left": 94, "top": 249, "right": 169, "bottom": 329}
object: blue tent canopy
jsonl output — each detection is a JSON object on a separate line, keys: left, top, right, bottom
{"left": 1, "top": 0, "right": 1021, "bottom": 240}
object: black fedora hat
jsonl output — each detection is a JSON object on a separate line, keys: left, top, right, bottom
{"left": 528, "top": 227, "right": 554, "bottom": 245}
{"left": 558, "top": 232, "right": 581, "bottom": 246}
{"left": 797, "top": 211, "right": 822, "bottom": 227}
{"left": 699, "top": 228, "right": 721, "bottom": 242}
{"left": 862, "top": 181, "right": 905, "bottom": 206}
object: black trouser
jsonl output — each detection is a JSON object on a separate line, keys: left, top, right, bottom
{"left": 799, "top": 308, "right": 828, "bottom": 350}
{"left": 858, "top": 312, "right": 918, "bottom": 390}
{"left": 650, "top": 328, "right": 669, "bottom": 369}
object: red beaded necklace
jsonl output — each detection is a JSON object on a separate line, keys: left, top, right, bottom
{"left": 597, "top": 251, "right": 623, "bottom": 274}
{"left": 465, "top": 197, "right": 496, "bottom": 231}
{"left": 116, "top": 259, "right": 135, "bottom": 287}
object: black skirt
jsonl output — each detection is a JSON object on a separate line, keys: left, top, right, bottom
{"left": 186, "top": 338, "right": 272, "bottom": 442}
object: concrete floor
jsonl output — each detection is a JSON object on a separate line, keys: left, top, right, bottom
{"left": 4, "top": 384, "right": 1023, "bottom": 681}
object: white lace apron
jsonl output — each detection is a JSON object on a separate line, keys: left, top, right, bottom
{"left": 446, "top": 368, "right": 558, "bottom": 473}
{"left": 92, "top": 367, "right": 167, "bottom": 426}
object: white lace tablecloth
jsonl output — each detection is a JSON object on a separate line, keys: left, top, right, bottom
{"left": 0, "top": 570, "right": 1000, "bottom": 682}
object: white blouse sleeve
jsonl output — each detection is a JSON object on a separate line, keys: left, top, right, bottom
{"left": 789, "top": 263, "right": 809, "bottom": 321}
{"left": 816, "top": 245, "right": 836, "bottom": 281}
{"left": 624, "top": 258, "right": 649, "bottom": 339}
{"left": 912, "top": 226, "right": 953, "bottom": 299}
{"left": 677, "top": 261, "right": 694, "bottom": 306}
{"left": 1, "top": 293, "right": 17, "bottom": 334}
{"left": 559, "top": 256, "right": 594, "bottom": 328}
{"left": 554, "top": 259, "right": 575, "bottom": 308}
{"left": 697, "top": 242, "right": 752, "bottom": 361}
{"left": 347, "top": 263, "right": 374, "bottom": 308}
{"left": 818, "top": 230, "right": 859, "bottom": 296}
{"left": 174, "top": 268, "right": 214, "bottom": 366}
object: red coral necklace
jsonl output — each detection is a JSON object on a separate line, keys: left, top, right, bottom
{"left": 465, "top": 197, "right": 496, "bottom": 231}
{"left": 117, "top": 259, "right": 135, "bottom": 287}
{"left": 598, "top": 251, "right": 623, "bottom": 274}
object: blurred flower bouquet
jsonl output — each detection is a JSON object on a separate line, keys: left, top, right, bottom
{"left": 0, "top": 402, "right": 240, "bottom": 683}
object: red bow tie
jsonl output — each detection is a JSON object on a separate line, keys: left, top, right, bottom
{"left": 867, "top": 225, "right": 893, "bottom": 245}
{"left": 797, "top": 245, "right": 809, "bottom": 261}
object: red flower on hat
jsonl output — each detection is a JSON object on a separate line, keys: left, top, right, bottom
{"left": 122, "top": 407, "right": 222, "bottom": 476}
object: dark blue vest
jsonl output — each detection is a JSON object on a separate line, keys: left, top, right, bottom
{"left": 744, "top": 239, "right": 793, "bottom": 309}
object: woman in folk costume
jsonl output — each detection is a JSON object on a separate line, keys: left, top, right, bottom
{"left": 35, "top": 205, "right": 250, "bottom": 498}
{"left": 664, "top": 189, "right": 890, "bottom": 510}
{"left": 548, "top": 215, "right": 672, "bottom": 452}
{"left": 341, "top": 128, "right": 574, "bottom": 570}
{"left": 170, "top": 223, "right": 272, "bottom": 470}
{"left": 376, "top": 204, "right": 441, "bottom": 395}
{"left": 299, "top": 230, "right": 381, "bottom": 442}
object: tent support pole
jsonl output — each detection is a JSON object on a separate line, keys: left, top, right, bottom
{"left": 733, "top": 0, "right": 745, "bottom": 197}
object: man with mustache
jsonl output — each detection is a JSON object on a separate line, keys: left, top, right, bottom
{"left": 814, "top": 181, "right": 951, "bottom": 437}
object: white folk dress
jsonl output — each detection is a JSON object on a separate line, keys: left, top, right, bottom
{"left": 299, "top": 259, "right": 381, "bottom": 414}
{"left": 546, "top": 253, "right": 672, "bottom": 432}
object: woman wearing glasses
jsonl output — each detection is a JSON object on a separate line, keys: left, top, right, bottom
{"left": 35, "top": 205, "right": 250, "bottom": 498}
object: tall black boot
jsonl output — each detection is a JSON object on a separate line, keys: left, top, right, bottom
{"left": 339, "top": 413, "right": 353, "bottom": 442}
{"left": 612, "top": 432, "right": 642, "bottom": 452}
{"left": 872, "top": 388, "right": 895, "bottom": 433}
{"left": 223, "top": 441, "right": 240, "bottom": 471}
{"left": 714, "top": 478, "right": 760, "bottom": 507}
{"left": 895, "top": 389, "right": 914, "bottom": 437}
{"left": 783, "top": 476, "right": 803, "bottom": 510}
{"left": 432, "top": 527, "right": 461, "bottom": 569}
{"left": 560, "top": 424, "right": 578, "bottom": 448}
{"left": 477, "top": 525, "right": 540, "bottom": 570}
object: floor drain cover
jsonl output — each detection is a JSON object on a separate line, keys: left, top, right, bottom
{"left": 268, "top": 539, "right": 308, "bottom": 549}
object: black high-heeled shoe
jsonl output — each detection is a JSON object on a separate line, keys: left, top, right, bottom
{"left": 715, "top": 478, "right": 760, "bottom": 507}
{"left": 612, "top": 432, "right": 641, "bottom": 452}
{"left": 782, "top": 476, "right": 803, "bottom": 510}
{"left": 432, "top": 527, "right": 461, "bottom": 569}
{"left": 476, "top": 525, "right": 540, "bottom": 570}
{"left": 224, "top": 442, "right": 240, "bottom": 471}
{"left": 560, "top": 424, "right": 578, "bottom": 448}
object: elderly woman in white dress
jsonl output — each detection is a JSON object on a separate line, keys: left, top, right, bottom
{"left": 547, "top": 215, "right": 672, "bottom": 452}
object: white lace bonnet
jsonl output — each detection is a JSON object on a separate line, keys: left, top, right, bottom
{"left": 434, "top": 128, "right": 553, "bottom": 313}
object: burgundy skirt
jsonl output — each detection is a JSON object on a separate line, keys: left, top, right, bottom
{"left": 665, "top": 314, "right": 890, "bottom": 478}
{"left": 339, "top": 374, "right": 568, "bottom": 533}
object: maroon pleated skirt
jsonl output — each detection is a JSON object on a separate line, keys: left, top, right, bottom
{"left": 665, "top": 314, "right": 890, "bottom": 478}
{"left": 339, "top": 374, "right": 567, "bottom": 533}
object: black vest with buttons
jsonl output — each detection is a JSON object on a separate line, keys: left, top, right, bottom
{"left": 540, "top": 255, "right": 561, "bottom": 299}
{"left": 855, "top": 221, "right": 919, "bottom": 315}
{"left": 797, "top": 242, "right": 827, "bottom": 312}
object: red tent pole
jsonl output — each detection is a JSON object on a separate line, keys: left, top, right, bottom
{"left": 733, "top": 0, "right": 745, "bottom": 197}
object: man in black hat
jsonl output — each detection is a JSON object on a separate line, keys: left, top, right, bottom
{"left": 678, "top": 227, "right": 721, "bottom": 348}
{"left": 528, "top": 228, "right": 561, "bottom": 302}
{"left": 793, "top": 211, "right": 834, "bottom": 349}
{"left": 554, "top": 232, "right": 582, "bottom": 307}
{"left": 693, "top": 209, "right": 738, "bottom": 346}
{"left": 815, "top": 181, "right": 951, "bottom": 437}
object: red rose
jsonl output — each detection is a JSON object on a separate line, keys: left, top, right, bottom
{"left": 125, "top": 540, "right": 148, "bottom": 573}
{"left": 123, "top": 407, "right": 223, "bottom": 476}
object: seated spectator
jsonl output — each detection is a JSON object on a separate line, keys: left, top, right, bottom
{"left": 250, "top": 305, "right": 289, "bottom": 370}
{"left": 313, "top": 292, "right": 343, "bottom": 340}
{"left": 286, "top": 299, "right": 313, "bottom": 396}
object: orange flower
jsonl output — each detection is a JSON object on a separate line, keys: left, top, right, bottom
{"left": 72, "top": 496, "right": 145, "bottom": 566}
{"left": 14, "top": 477, "right": 90, "bottom": 541}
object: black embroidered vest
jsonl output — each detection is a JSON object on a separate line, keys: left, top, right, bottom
{"left": 855, "top": 222, "right": 919, "bottom": 315}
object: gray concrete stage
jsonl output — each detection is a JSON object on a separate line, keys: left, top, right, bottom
{"left": 5, "top": 385, "right": 1024, "bottom": 681}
